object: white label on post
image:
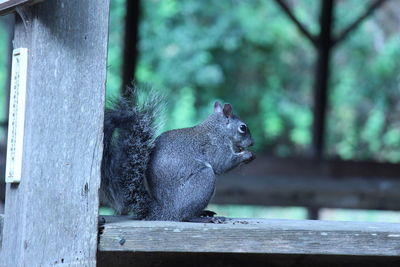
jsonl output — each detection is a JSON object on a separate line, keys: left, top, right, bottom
{"left": 5, "top": 48, "right": 28, "bottom": 183}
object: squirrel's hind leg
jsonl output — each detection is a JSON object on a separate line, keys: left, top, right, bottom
{"left": 174, "top": 167, "right": 216, "bottom": 221}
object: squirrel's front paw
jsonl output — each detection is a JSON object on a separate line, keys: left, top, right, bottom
{"left": 242, "top": 151, "right": 255, "bottom": 164}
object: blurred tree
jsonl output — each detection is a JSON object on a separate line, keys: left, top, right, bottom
{"left": 135, "top": 0, "right": 316, "bottom": 155}
{"left": 327, "top": 0, "right": 400, "bottom": 162}
{"left": 134, "top": 0, "right": 400, "bottom": 162}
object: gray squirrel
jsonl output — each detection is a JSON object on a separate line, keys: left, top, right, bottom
{"left": 100, "top": 88, "right": 254, "bottom": 222}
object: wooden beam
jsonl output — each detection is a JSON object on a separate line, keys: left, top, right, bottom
{"left": 225, "top": 156, "right": 400, "bottom": 180}
{"left": 0, "top": 0, "right": 109, "bottom": 266}
{"left": 307, "top": 207, "right": 319, "bottom": 220}
{"left": 98, "top": 216, "right": 400, "bottom": 256}
{"left": 214, "top": 173, "right": 400, "bottom": 210}
{"left": 212, "top": 157, "right": 400, "bottom": 210}
{"left": 311, "top": 0, "right": 334, "bottom": 158}
{"left": 0, "top": 0, "right": 43, "bottom": 15}
{"left": 122, "top": 0, "right": 140, "bottom": 94}
{"left": 333, "top": 0, "right": 389, "bottom": 46}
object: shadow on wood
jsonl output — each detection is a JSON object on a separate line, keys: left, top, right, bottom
{"left": 98, "top": 252, "right": 400, "bottom": 267}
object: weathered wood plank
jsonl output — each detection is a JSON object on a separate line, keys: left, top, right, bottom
{"left": 98, "top": 216, "right": 400, "bottom": 256}
{"left": 0, "top": 1, "right": 109, "bottom": 266}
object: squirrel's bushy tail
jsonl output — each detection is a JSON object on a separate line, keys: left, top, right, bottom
{"left": 101, "top": 87, "right": 160, "bottom": 218}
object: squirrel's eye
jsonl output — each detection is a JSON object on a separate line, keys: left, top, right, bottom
{"left": 238, "top": 124, "right": 247, "bottom": 133}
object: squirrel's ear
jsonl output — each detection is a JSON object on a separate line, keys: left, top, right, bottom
{"left": 214, "top": 101, "right": 223, "bottom": 113}
{"left": 223, "top": 103, "right": 233, "bottom": 118}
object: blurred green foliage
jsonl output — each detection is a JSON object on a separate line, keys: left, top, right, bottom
{"left": 132, "top": 0, "right": 400, "bottom": 161}
{"left": 328, "top": 1, "right": 400, "bottom": 162}
{"left": 106, "top": 0, "right": 126, "bottom": 100}
{"left": 135, "top": 0, "right": 316, "bottom": 156}
{"left": 0, "top": 17, "right": 10, "bottom": 143}
{"left": 1, "top": 1, "right": 400, "bottom": 162}
{"left": 0, "top": 1, "right": 399, "bottom": 222}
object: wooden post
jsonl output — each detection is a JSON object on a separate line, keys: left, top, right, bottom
{"left": 311, "top": 0, "right": 334, "bottom": 159}
{"left": 122, "top": 0, "right": 140, "bottom": 94}
{"left": 0, "top": 0, "right": 109, "bottom": 266}
{"left": 274, "top": 0, "right": 388, "bottom": 159}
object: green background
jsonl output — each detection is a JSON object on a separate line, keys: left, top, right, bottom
{"left": 2, "top": 0, "right": 400, "bottom": 221}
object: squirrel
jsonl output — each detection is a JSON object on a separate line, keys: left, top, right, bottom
{"left": 100, "top": 87, "right": 254, "bottom": 222}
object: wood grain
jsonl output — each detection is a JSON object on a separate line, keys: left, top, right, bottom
{"left": 98, "top": 216, "right": 400, "bottom": 256}
{"left": 0, "top": 1, "right": 109, "bottom": 266}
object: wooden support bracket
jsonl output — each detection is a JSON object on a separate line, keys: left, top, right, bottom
{"left": 0, "top": 0, "right": 43, "bottom": 16}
